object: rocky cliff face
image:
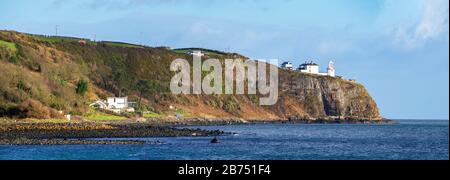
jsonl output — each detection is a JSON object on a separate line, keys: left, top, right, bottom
{"left": 0, "top": 30, "right": 382, "bottom": 121}
{"left": 276, "top": 71, "right": 381, "bottom": 120}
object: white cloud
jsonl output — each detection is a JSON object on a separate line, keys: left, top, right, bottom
{"left": 394, "top": 0, "right": 449, "bottom": 49}
{"left": 416, "top": 0, "right": 449, "bottom": 39}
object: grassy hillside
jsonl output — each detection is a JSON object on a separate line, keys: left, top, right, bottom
{"left": 0, "top": 30, "right": 382, "bottom": 121}
{"left": 0, "top": 40, "right": 16, "bottom": 51}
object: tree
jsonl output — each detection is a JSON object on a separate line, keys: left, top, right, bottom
{"left": 135, "top": 80, "right": 152, "bottom": 108}
{"left": 113, "top": 70, "right": 133, "bottom": 97}
{"left": 75, "top": 79, "right": 88, "bottom": 95}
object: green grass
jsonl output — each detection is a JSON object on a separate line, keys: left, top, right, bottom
{"left": 101, "top": 41, "right": 144, "bottom": 48}
{"left": 173, "top": 49, "right": 191, "bottom": 54}
{"left": 0, "top": 40, "right": 17, "bottom": 51}
{"left": 31, "top": 35, "right": 85, "bottom": 43}
{"left": 143, "top": 111, "right": 162, "bottom": 118}
{"left": 172, "top": 48, "right": 230, "bottom": 57}
{"left": 85, "top": 110, "right": 127, "bottom": 121}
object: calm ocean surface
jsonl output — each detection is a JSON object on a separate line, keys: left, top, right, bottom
{"left": 0, "top": 120, "right": 448, "bottom": 160}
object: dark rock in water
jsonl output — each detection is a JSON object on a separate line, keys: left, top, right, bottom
{"left": 211, "top": 137, "right": 220, "bottom": 144}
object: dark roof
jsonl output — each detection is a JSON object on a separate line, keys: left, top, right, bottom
{"left": 300, "top": 62, "right": 318, "bottom": 66}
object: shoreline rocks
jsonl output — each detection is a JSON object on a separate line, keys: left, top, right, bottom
{"left": 0, "top": 138, "right": 149, "bottom": 145}
{"left": 169, "top": 118, "right": 396, "bottom": 126}
{"left": 0, "top": 122, "right": 225, "bottom": 145}
{"left": 0, "top": 118, "right": 396, "bottom": 145}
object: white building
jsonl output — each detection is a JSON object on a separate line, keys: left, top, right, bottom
{"left": 107, "top": 97, "right": 128, "bottom": 109}
{"left": 280, "top": 61, "right": 294, "bottom": 70}
{"left": 298, "top": 61, "right": 320, "bottom": 74}
{"left": 90, "top": 97, "right": 135, "bottom": 113}
{"left": 297, "top": 61, "right": 336, "bottom": 77}
{"left": 188, "top": 50, "right": 204, "bottom": 57}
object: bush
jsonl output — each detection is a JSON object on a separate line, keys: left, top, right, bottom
{"left": 0, "top": 106, "right": 6, "bottom": 116}
{"left": 18, "top": 99, "right": 62, "bottom": 119}
{"left": 50, "top": 102, "right": 66, "bottom": 111}
{"left": 0, "top": 103, "right": 21, "bottom": 118}
{"left": 9, "top": 55, "right": 19, "bottom": 64}
{"left": 75, "top": 79, "right": 88, "bottom": 95}
{"left": 6, "top": 106, "right": 21, "bottom": 117}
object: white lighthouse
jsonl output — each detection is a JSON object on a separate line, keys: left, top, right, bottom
{"left": 327, "top": 61, "right": 336, "bottom": 77}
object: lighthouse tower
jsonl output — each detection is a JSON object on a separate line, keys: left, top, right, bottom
{"left": 327, "top": 61, "right": 336, "bottom": 77}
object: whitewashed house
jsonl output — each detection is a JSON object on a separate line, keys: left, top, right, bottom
{"left": 298, "top": 61, "right": 320, "bottom": 74}
{"left": 188, "top": 50, "right": 204, "bottom": 57}
{"left": 107, "top": 97, "right": 128, "bottom": 109}
{"left": 90, "top": 97, "right": 135, "bottom": 113}
{"left": 280, "top": 61, "right": 294, "bottom": 70}
{"left": 90, "top": 100, "right": 107, "bottom": 109}
{"left": 296, "top": 61, "right": 336, "bottom": 77}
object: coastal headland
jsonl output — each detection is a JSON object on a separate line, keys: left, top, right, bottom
{"left": 0, "top": 30, "right": 392, "bottom": 145}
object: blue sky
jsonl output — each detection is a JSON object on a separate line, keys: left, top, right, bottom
{"left": 1, "top": 0, "right": 448, "bottom": 119}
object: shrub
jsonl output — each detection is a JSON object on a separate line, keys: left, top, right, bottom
{"left": 0, "top": 104, "right": 18, "bottom": 118}
{"left": 49, "top": 108, "right": 63, "bottom": 119}
{"left": 17, "top": 79, "right": 31, "bottom": 93}
{"left": 50, "top": 102, "right": 66, "bottom": 111}
{"left": 18, "top": 99, "right": 62, "bottom": 119}
{"left": 19, "top": 99, "right": 50, "bottom": 119}
{"left": 0, "top": 106, "right": 6, "bottom": 116}
{"left": 9, "top": 55, "right": 19, "bottom": 64}
{"left": 75, "top": 79, "right": 88, "bottom": 95}
{"left": 5, "top": 105, "right": 21, "bottom": 117}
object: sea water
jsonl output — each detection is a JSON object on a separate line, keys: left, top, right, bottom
{"left": 0, "top": 120, "right": 448, "bottom": 160}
